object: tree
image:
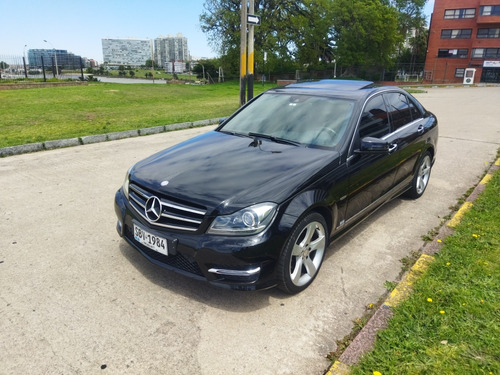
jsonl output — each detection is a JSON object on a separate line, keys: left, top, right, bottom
{"left": 331, "top": 0, "right": 401, "bottom": 70}
{"left": 200, "top": 0, "right": 315, "bottom": 74}
{"left": 192, "top": 59, "right": 219, "bottom": 80}
{"left": 293, "top": 0, "right": 336, "bottom": 66}
{"left": 145, "top": 59, "right": 158, "bottom": 69}
{"left": 398, "top": 26, "right": 428, "bottom": 70}
{"left": 389, "top": 0, "right": 427, "bottom": 37}
{"left": 199, "top": 0, "right": 420, "bottom": 78}
{"left": 0, "top": 61, "right": 9, "bottom": 69}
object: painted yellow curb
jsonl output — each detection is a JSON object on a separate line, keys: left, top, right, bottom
{"left": 480, "top": 174, "right": 493, "bottom": 185}
{"left": 325, "top": 360, "right": 351, "bottom": 375}
{"left": 384, "top": 254, "right": 434, "bottom": 308}
{"left": 447, "top": 201, "right": 473, "bottom": 228}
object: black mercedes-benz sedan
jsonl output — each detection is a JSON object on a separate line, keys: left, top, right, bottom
{"left": 114, "top": 80, "right": 438, "bottom": 294}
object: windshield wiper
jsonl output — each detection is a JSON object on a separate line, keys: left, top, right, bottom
{"left": 219, "top": 130, "right": 255, "bottom": 139}
{"left": 248, "top": 132, "right": 301, "bottom": 147}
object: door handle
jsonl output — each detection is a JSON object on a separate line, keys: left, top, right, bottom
{"left": 417, "top": 125, "right": 425, "bottom": 134}
{"left": 388, "top": 143, "right": 398, "bottom": 153}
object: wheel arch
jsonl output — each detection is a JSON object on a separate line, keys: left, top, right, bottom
{"left": 280, "top": 189, "right": 334, "bottom": 239}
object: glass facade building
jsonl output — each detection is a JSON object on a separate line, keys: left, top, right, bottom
{"left": 27, "top": 49, "right": 82, "bottom": 70}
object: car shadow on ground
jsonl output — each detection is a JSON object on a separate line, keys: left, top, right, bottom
{"left": 119, "top": 241, "right": 277, "bottom": 312}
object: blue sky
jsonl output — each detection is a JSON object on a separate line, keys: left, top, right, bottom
{"left": 1, "top": 0, "right": 435, "bottom": 62}
{"left": 1, "top": 0, "right": 215, "bottom": 61}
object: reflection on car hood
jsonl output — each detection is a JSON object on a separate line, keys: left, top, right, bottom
{"left": 131, "top": 131, "right": 339, "bottom": 214}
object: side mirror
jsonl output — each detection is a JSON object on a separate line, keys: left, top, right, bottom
{"left": 358, "top": 137, "right": 390, "bottom": 153}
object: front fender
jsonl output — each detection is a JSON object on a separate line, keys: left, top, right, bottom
{"left": 278, "top": 190, "right": 336, "bottom": 237}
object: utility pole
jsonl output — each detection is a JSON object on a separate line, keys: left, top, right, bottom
{"left": 247, "top": 0, "right": 255, "bottom": 101}
{"left": 239, "top": 0, "right": 247, "bottom": 106}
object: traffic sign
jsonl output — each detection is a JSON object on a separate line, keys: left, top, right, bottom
{"left": 247, "top": 14, "right": 261, "bottom": 25}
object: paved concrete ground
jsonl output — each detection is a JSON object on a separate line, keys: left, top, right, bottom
{"left": 1, "top": 86, "right": 499, "bottom": 375}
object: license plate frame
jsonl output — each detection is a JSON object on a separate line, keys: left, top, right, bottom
{"left": 133, "top": 223, "right": 168, "bottom": 256}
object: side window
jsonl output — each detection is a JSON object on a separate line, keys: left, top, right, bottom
{"left": 384, "top": 92, "right": 413, "bottom": 131}
{"left": 359, "top": 95, "right": 390, "bottom": 139}
{"left": 408, "top": 97, "right": 423, "bottom": 121}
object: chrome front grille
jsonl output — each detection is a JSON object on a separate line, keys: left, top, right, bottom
{"left": 128, "top": 183, "right": 206, "bottom": 232}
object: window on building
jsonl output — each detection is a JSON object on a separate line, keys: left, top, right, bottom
{"left": 438, "top": 49, "right": 468, "bottom": 58}
{"left": 455, "top": 68, "right": 465, "bottom": 78}
{"left": 486, "top": 48, "right": 500, "bottom": 58}
{"left": 480, "top": 5, "right": 500, "bottom": 16}
{"left": 477, "top": 28, "right": 500, "bottom": 38}
{"left": 472, "top": 49, "right": 483, "bottom": 58}
{"left": 444, "top": 8, "right": 476, "bottom": 19}
{"left": 441, "top": 29, "right": 472, "bottom": 39}
{"left": 473, "top": 48, "right": 500, "bottom": 58}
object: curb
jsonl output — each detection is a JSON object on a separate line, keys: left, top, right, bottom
{"left": 0, "top": 118, "right": 221, "bottom": 158}
{"left": 327, "top": 156, "right": 500, "bottom": 374}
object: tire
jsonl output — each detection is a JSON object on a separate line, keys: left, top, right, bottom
{"left": 405, "top": 152, "right": 432, "bottom": 199}
{"left": 277, "top": 212, "right": 328, "bottom": 294}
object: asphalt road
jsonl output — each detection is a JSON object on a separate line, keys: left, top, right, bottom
{"left": 1, "top": 86, "right": 499, "bottom": 375}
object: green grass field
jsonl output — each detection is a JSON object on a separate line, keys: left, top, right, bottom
{"left": 351, "top": 161, "right": 500, "bottom": 375}
{"left": 0, "top": 81, "right": 274, "bottom": 148}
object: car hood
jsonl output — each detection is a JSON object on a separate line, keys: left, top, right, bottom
{"left": 131, "top": 131, "right": 339, "bottom": 214}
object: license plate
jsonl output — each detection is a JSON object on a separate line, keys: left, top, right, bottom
{"left": 133, "top": 224, "right": 168, "bottom": 256}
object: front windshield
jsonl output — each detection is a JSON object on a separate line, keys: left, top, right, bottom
{"left": 220, "top": 93, "right": 355, "bottom": 148}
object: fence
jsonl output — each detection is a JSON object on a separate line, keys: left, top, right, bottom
{"left": 1, "top": 53, "right": 426, "bottom": 85}
{"left": 0, "top": 54, "right": 85, "bottom": 81}
{"left": 270, "top": 63, "right": 426, "bottom": 84}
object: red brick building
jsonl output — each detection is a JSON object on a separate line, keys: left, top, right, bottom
{"left": 424, "top": 0, "right": 500, "bottom": 84}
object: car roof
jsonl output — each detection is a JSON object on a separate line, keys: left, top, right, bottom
{"left": 267, "top": 79, "right": 396, "bottom": 101}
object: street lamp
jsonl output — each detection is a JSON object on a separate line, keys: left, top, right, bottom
{"left": 23, "top": 44, "right": 28, "bottom": 78}
{"left": 43, "top": 39, "right": 59, "bottom": 76}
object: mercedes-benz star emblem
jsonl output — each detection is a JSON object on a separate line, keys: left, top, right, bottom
{"left": 145, "top": 196, "right": 162, "bottom": 222}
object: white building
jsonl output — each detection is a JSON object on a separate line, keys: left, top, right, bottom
{"left": 155, "top": 33, "right": 189, "bottom": 72}
{"left": 102, "top": 38, "right": 152, "bottom": 67}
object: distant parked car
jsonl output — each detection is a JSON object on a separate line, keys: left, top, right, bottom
{"left": 114, "top": 80, "right": 438, "bottom": 294}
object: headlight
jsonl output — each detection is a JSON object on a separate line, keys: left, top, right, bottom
{"left": 122, "top": 167, "right": 132, "bottom": 199}
{"left": 208, "top": 202, "right": 277, "bottom": 236}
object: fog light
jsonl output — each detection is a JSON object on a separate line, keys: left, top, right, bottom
{"left": 116, "top": 220, "right": 123, "bottom": 236}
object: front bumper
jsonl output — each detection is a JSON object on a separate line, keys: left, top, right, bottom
{"left": 114, "top": 189, "right": 284, "bottom": 291}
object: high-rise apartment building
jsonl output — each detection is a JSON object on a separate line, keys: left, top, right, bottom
{"left": 424, "top": 0, "right": 500, "bottom": 84}
{"left": 102, "top": 38, "right": 152, "bottom": 67}
{"left": 154, "top": 33, "right": 189, "bottom": 72}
